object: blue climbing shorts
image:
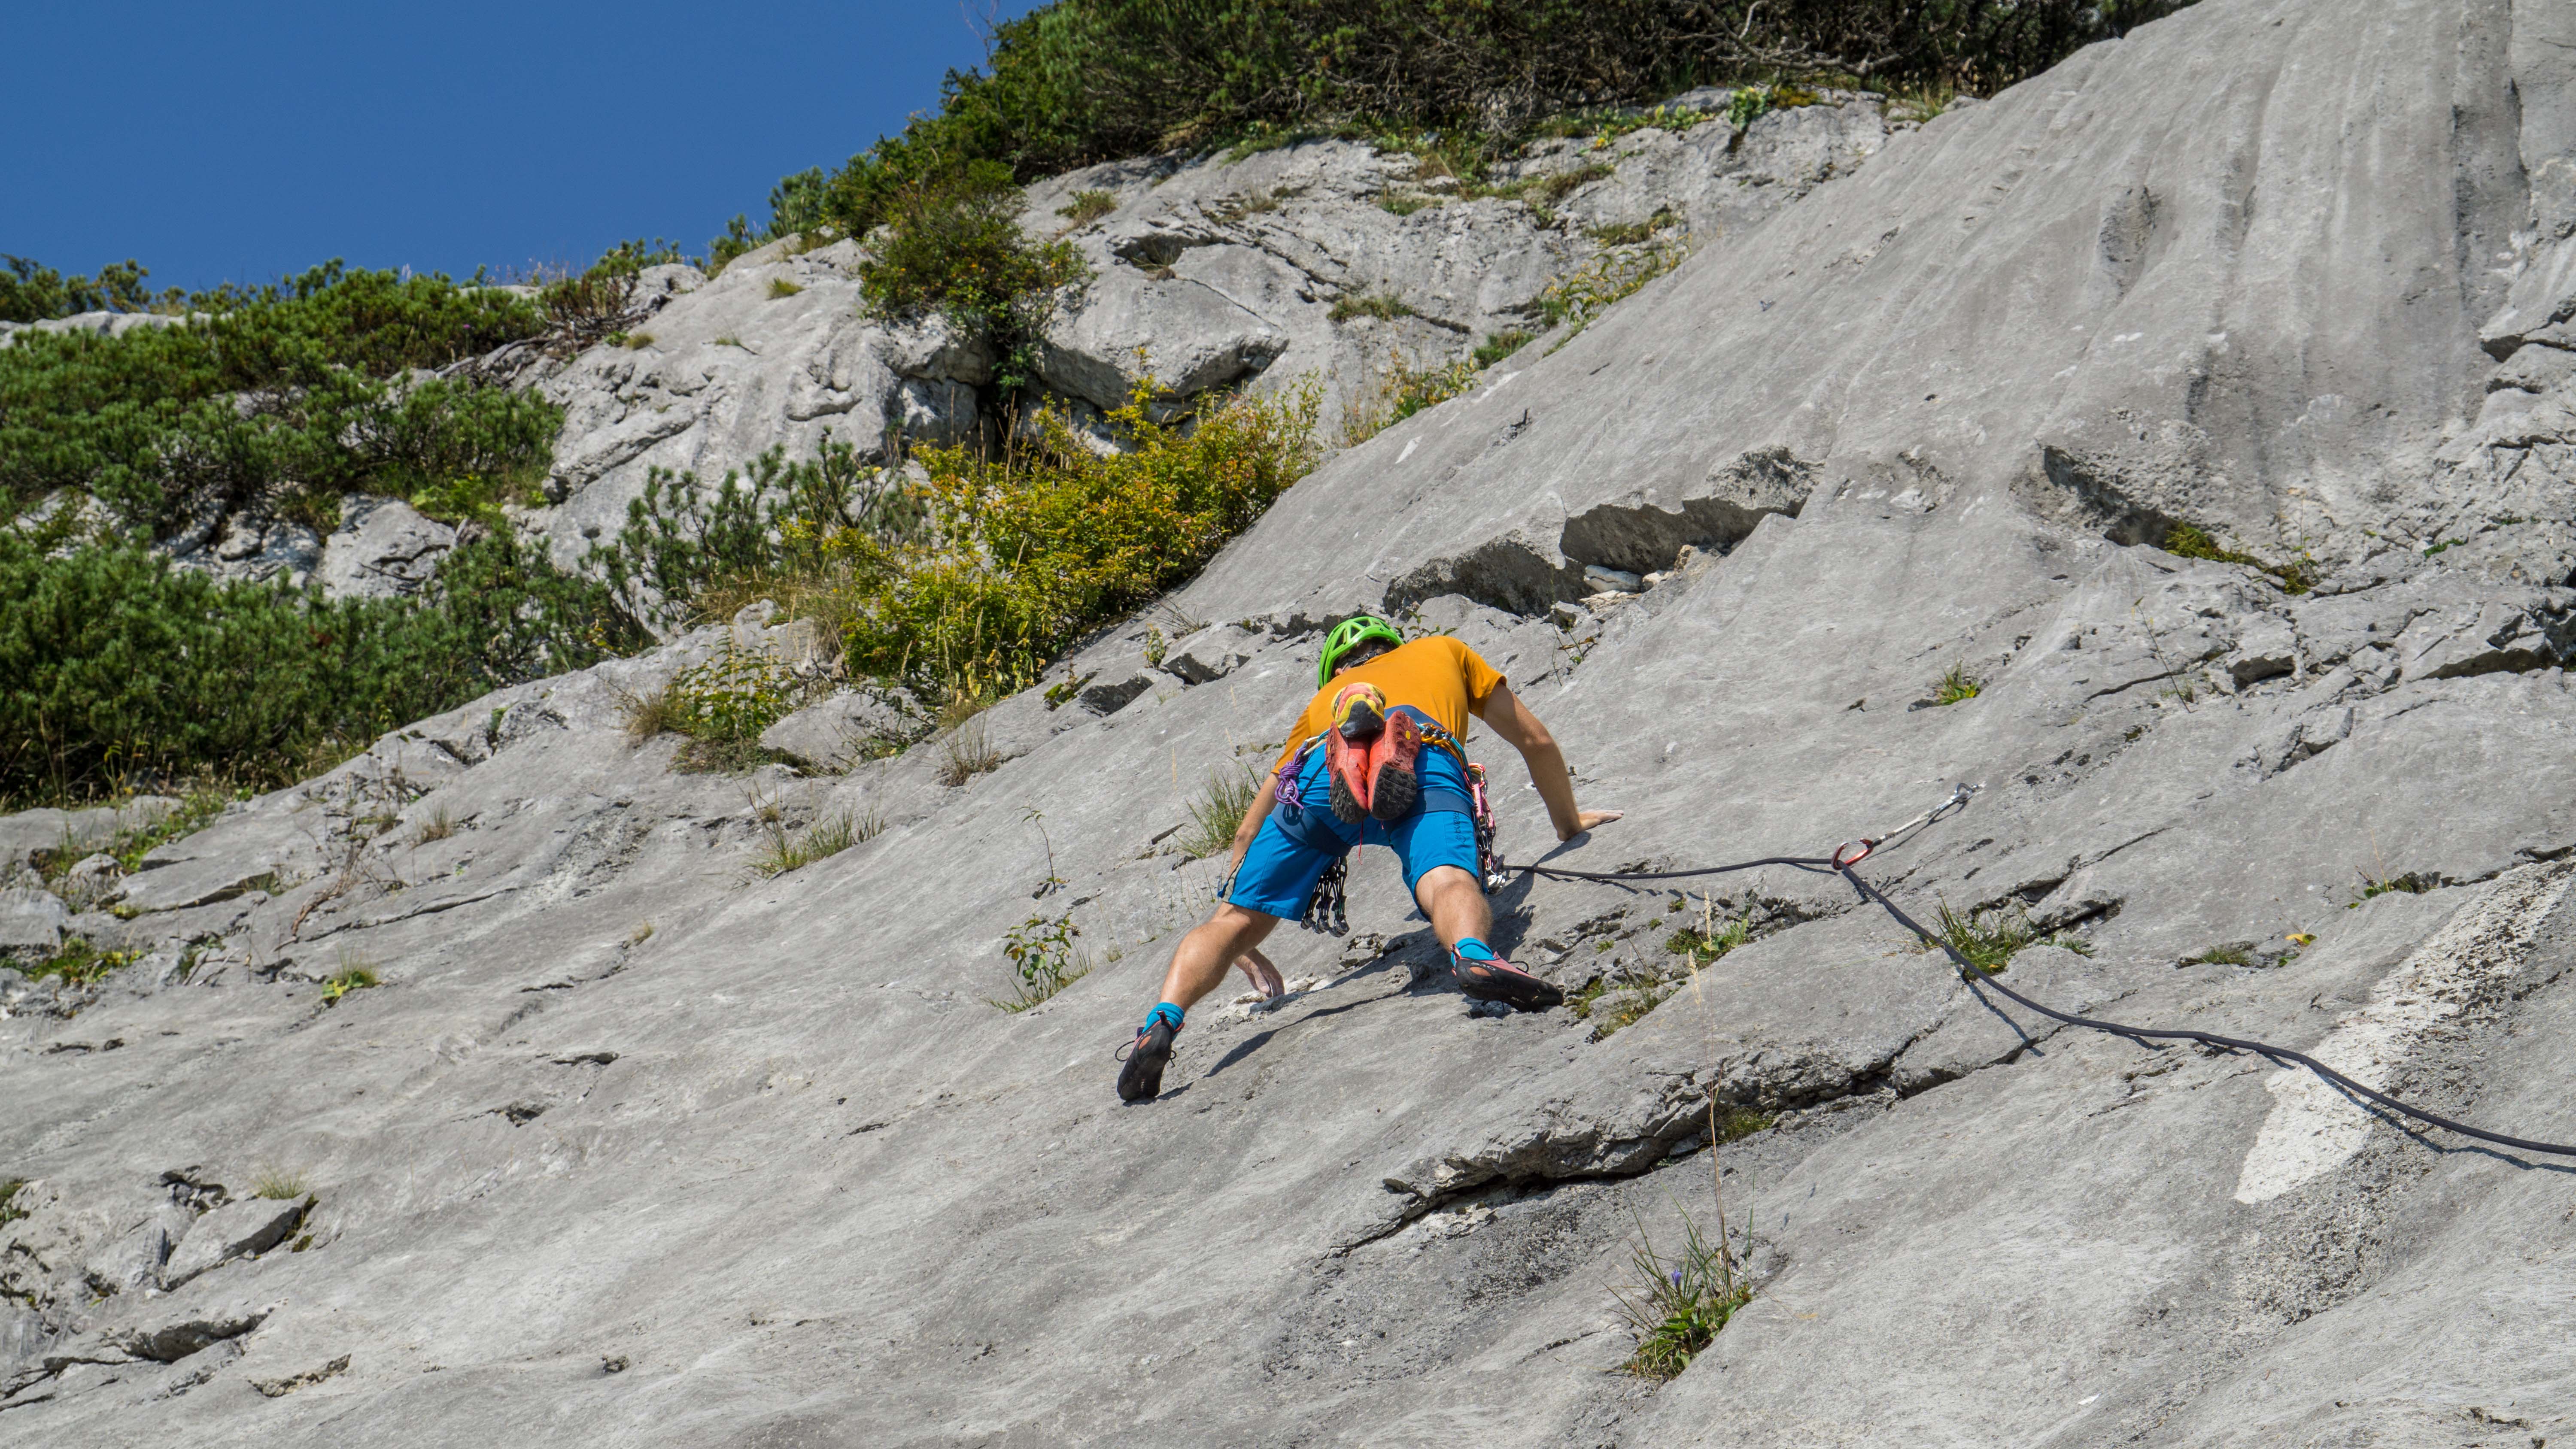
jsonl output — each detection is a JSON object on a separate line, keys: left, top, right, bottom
{"left": 1226, "top": 718, "right": 1480, "bottom": 920}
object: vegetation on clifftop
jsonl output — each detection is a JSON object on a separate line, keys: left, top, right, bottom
{"left": 720, "top": 0, "right": 2198, "bottom": 258}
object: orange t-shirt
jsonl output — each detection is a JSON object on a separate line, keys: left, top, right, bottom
{"left": 1272, "top": 636, "right": 1506, "bottom": 772}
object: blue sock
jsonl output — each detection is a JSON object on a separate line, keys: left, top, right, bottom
{"left": 1453, "top": 937, "right": 1499, "bottom": 962}
{"left": 1144, "top": 1001, "right": 1185, "bottom": 1034}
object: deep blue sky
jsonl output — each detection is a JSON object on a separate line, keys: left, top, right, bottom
{"left": 2, "top": 1, "right": 1041, "bottom": 294}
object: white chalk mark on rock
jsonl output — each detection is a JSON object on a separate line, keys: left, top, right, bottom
{"left": 2231, "top": 862, "right": 2573, "bottom": 1204}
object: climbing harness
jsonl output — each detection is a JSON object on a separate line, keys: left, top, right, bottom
{"left": 1269, "top": 714, "right": 1501, "bottom": 936}
{"left": 1504, "top": 782, "right": 2576, "bottom": 1161}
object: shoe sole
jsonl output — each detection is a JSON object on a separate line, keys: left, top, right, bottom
{"left": 1326, "top": 732, "right": 1370, "bottom": 824}
{"left": 1455, "top": 961, "right": 1564, "bottom": 1011}
{"left": 1117, "top": 1023, "right": 1175, "bottom": 1102}
{"left": 1369, "top": 714, "right": 1422, "bottom": 824}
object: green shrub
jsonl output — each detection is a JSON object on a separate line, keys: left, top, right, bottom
{"left": 0, "top": 261, "right": 556, "bottom": 527}
{"left": 716, "top": 3, "right": 2199, "bottom": 257}
{"left": 0, "top": 528, "right": 639, "bottom": 807}
{"left": 854, "top": 161, "right": 1091, "bottom": 391}
{"left": 0, "top": 255, "right": 164, "bottom": 321}
{"left": 838, "top": 379, "right": 1321, "bottom": 697}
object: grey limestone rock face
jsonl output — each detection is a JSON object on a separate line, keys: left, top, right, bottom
{"left": 14, "top": 0, "right": 2576, "bottom": 1443}
{"left": 159, "top": 1197, "right": 305, "bottom": 1291}
{"left": 315, "top": 496, "right": 456, "bottom": 600}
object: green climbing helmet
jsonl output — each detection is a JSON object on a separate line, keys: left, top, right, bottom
{"left": 1317, "top": 615, "right": 1405, "bottom": 686}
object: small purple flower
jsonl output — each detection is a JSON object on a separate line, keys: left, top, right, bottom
{"left": 1669, "top": 1270, "right": 1683, "bottom": 1286}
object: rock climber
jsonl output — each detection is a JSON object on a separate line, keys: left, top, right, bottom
{"left": 1118, "top": 615, "right": 1620, "bottom": 1102}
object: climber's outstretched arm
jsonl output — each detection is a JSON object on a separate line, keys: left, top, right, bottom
{"left": 1473, "top": 683, "right": 1621, "bottom": 842}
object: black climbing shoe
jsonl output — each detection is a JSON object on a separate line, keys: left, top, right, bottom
{"left": 1117, "top": 1018, "right": 1177, "bottom": 1102}
{"left": 1451, "top": 951, "right": 1563, "bottom": 1011}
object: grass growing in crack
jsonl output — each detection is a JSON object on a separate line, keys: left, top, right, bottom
{"left": 993, "top": 913, "right": 1087, "bottom": 1012}
{"left": 1180, "top": 766, "right": 1262, "bottom": 861}
{"left": 766, "top": 278, "right": 803, "bottom": 299}
{"left": 2162, "top": 521, "right": 2316, "bottom": 595}
{"left": 1329, "top": 293, "right": 1420, "bottom": 324}
{"left": 936, "top": 719, "right": 1002, "bottom": 786}
{"left": 320, "top": 955, "right": 381, "bottom": 1006}
{"left": 1058, "top": 189, "right": 1118, "bottom": 226}
{"left": 1712, "top": 1105, "right": 1774, "bottom": 1144}
{"left": 2349, "top": 871, "right": 2430, "bottom": 907}
{"left": 1472, "top": 329, "right": 1534, "bottom": 367}
{"left": 1613, "top": 1204, "right": 1752, "bottom": 1382}
{"left": 0, "top": 1179, "right": 24, "bottom": 1228}
{"left": 1928, "top": 902, "right": 2092, "bottom": 973}
{"left": 251, "top": 1166, "right": 309, "bottom": 1200}
{"left": 753, "top": 809, "right": 883, "bottom": 876}
{"left": 1930, "top": 662, "right": 1981, "bottom": 705}
{"left": 1665, "top": 906, "right": 1753, "bottom": 963}
{"left": 29, "top": 936, "right": 138, "bottom": 986}
{"left": 412, "top": 803, "right": 458, "bottom": 845}
{"left": 2186, "top": 944, "right": 2256, "bottom": 966}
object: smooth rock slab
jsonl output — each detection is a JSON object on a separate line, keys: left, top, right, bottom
{"left": 161, "top": 1197, "right": 306, "bottom": 1290}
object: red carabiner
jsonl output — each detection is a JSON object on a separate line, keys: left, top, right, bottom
{"left": 1831, "top": 838, "right": 1876, "bottom": 869}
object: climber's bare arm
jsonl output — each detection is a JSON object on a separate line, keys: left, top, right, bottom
{"left": 1227, "top": 772, "right": 1279, "bottom": 875}
{"left": 1473, "top": 683, "right": 1621, "bottom": 842}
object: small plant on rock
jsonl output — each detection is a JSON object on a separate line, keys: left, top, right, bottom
{"left": 2185, "top": 944, "right": 2256, "bottom": 966}
{"left": 1930, "top": 662, "right": 1981, "bottom": 705}
{"left": 251, "top": 1166, "right": 309, "bottom": 1200}
{"left": 937, "top": 719, "right": 1002, "bottom": 787}
{"left": 1180, "top": 766, "right": 1263, "bottom": 860}
{"left": 994, "top": 912, "right": 1087, "bottom": 1012}
{"left": 752, "top": 808, "right": 881, "bottom": 876}
{"left": 31, "top": 936, "right": 137, "bottom": 986}
{"left": 1058, "top": 189, "right": 1118, "bottom": 226}
{"left": 320, "top": 962, "right": 380, "bottom": 1005}
{"left": 411, "top": 803, "right": 459, "bottom": 845}
{"left": 767, "top": 278, "right": 803, "bottom": 299}
{"left": 1613, "top": 1204, "right": 1752, "bottom": 1382}
{"left": 1928, "top": 902, "right": 2091, "bottom": 973}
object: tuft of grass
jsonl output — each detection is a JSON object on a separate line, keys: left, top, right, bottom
{"left": 1585, "top": 210, "right": 1675, "bottom": 246}
{"left": 993, "top": 912, "right": 1087, "bottom": 1012}
{"left": 1928, "top": 902, "right": 2091, "bottom": 974}
{"left": 937, "top": 719, "right": 1002, "bottom": 787}
{"left": 1665, "top": 906, "right": 1753, "bottom": 963}
{"left": 411, "top": 803, "right": 458, "bottom": 845}
{"left": 1211, "top": 188, "right": 1284, "bottom": 222}
{"left": 319, "top": 958, "right": 380, "bottom": 1006}
{"left": 767, "top": 278, "right": 803, "bottom": 299}
{"left": 1713, "top": 1105, "right": 1774, "bottom": 1144}
{"left": 617, "top": 682, "right": 686, "bottom": 744}
{"left": 0, "top": 1179, "right": 24, "bottom": 1228}
{"left": 1179, "top": 766, "right": 1262, "bottom": 860}
{"left": 752, "top": 808, "right": 883, "bottom": 876}
{"left": 1058, "top": 189, "right": 1119, "bottom": 226}
{"left": 2161, "top": 521, "right": 2316, "bottom": 594}
{"left": 622, "top": 331, "right": 655, "bottom": 349}
{"left": 1471, "top": 329, "right": 1534, "bottom": 367}
{"left": 2350, "top": 871, "right": 2429, "bottom": 906}
{"left": 251, "top": 1166, "right": 309, "bottom": 1200}
{"left": 1930, "top": 662, "right": 1981, "bottom": 705}
{"left": 625, "top": 921, "right": 655, "bottom": 948}
{"left": 2186, "top": 944, "right": 2256, "bottom": 966}
{"left": 713, "top": 335, "right": 747, "bottom": 349}
{"left": 1329, "top": 293, "right": 1421, "bottom": 324}
{"left": 1613, "top": 1205, "right": 1752, "bottom": 1382}
{"left": 1535, "top": 239, "right": 1685, "bottom": 343}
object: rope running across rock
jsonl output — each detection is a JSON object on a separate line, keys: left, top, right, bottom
{"left": 1508, "top": 785, "right": 2576, "bottom": 1161}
